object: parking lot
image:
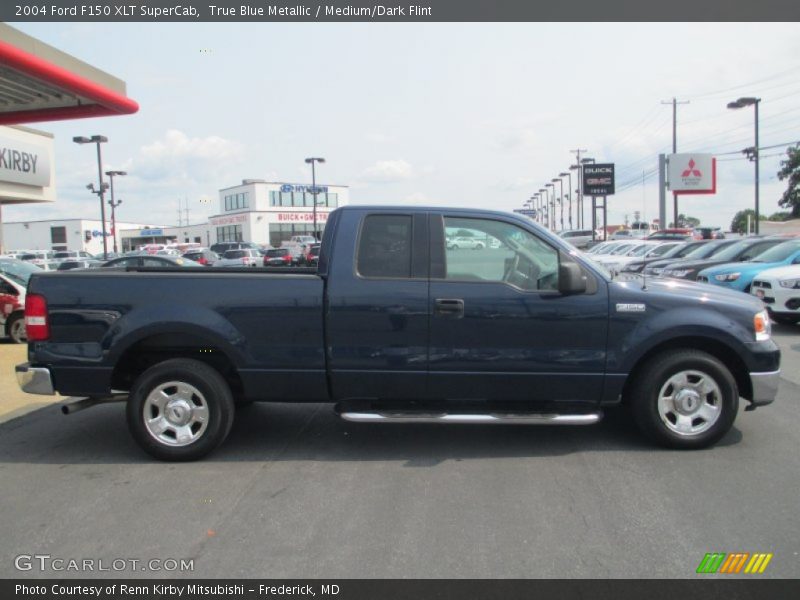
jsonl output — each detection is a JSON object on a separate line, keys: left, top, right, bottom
{"left": 1, "top": 324, "right": 798, "bottom": 579}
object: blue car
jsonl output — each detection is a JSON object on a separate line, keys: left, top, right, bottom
{"left": 697, "top": 239, "right": 800, "bottom": 291}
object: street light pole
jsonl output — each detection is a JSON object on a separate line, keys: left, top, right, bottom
{"left": 551, "top": 178, "right": 564, "bottom": 231}
{"left": 539, "top": 188, "right": 548, "bottom": 229}
{"left": 559, "top": 172, "right": 572, "bottom": 230}
{"left": 581, "top": 158, "right": 596, "bottom": 240}
{"left": 727, "top": 97, "right": 761, "bottom": 234}
{"left": 304, "top": 157, "right": 326, "bottom": 241}
{"left": 105, "top": 170, "right": 126, "bottom": 255}
{"left": 73, "top": 135, "right": 109, "bottom": 259}
{"left": 545, "top": 183, "right": 555, "bottom": 232}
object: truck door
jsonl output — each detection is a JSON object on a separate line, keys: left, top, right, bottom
{"left": 428, "top": 213, "right": 609, "bottom": 405}
{"left": 326, "top": 210, "right": 429, "bottom": 400}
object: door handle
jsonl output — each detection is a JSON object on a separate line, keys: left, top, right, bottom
{"left": 435, "top": 298, "right": 464, "bottom": 318}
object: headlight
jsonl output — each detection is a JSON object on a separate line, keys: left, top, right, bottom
{"left": 714, "top": 272, "right": 740, "bottom": 282}
{"left": 754, "top": 309, "right": 771, "bottom": 342}
{"left": 668, "top": 268, "right": 694, "bottom": 277}
{"left": 779, "top": 278, "right": 800, "bottom": 289}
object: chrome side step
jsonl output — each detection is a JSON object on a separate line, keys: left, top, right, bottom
{"left": 61, "top": 395, "right": 126, "bottom": 415}
{"left": 338, "top": 411, "right": 602, "bottom": 425}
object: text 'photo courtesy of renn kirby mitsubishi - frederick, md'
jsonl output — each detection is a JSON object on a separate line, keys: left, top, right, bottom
{"left": 1, "top": 1, "right": 800, "bottom": 598}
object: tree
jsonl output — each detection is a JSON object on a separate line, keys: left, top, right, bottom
{"left": 731, "top": 209, "right": 757, "bottom": 234}
{"left": 668, "top": 213, "right": 700, "bottom": 228}
{"left": 767, "top": 211, "right": 793, "bottom": 222}
{"left": 777, "top": 144, "right": 800, "bottom": 217}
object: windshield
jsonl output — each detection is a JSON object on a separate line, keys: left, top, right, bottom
{"left": 609, "top": 243, "right": 637, "bottom": 255}
{"left": 710, "top": 240, "right": 758, "bottom": 261}
{"left": 751, "top": 241, "right": 800, "bottom": 263}
{"left": 225, "top": 250, "right": 247, "bottom": 259}
{"left": 309, "top": 246, "right": 320, "bottom": 256}
{"left": 0, "top": 259, "right": 40, "bottom": 286}
{"left": 629, "top": 245, "right": 653, "bottom": 257}
{"left": 267, "top": 249, "right": 288, "bottom": 257}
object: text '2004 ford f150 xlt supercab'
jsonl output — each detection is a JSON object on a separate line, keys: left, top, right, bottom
{"left": 16, "top": 206, "right": 780, "bottom": 460}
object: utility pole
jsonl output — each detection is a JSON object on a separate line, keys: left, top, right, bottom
{"left": 570, "top": 148, "right": 587, "bottom": 229}
{"left": 661, "top": 97, "right": 689, "bottom": 228}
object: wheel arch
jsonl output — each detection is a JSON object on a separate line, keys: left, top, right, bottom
{"left": 621, "top": 335, "right": 753, "bottom": 404}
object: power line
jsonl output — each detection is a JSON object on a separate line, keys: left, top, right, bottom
{"left": 683, "top": 64, "right": 800, "bottom": 100}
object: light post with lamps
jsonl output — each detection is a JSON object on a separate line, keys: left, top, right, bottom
{"left": 559, "top": 171, "right": 572, "bottom": 230}
{"left": 73, "top": 135, "right": 110, "bottom": 259}
{"left": 304, "top": 157, "right": 326, "bottom": 241}
{"left": 552, "top": 177, "right": 564, "bottom": 232}
{"left": 581, "top": 158, "right": 597, "bottom": 239}
{"left": 727, "top": 97, "right": 761, "bottom": 234}
{"left": 539, "top": 188, "right": 548, "bottom": 229}
{"left": 545, "top": 183, "right": 555, "bottom": 232}
{"left": 105, "top": 170, "right": 126, "bottom": 255}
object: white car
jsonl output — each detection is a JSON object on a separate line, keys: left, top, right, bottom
{"left": 750, "top": 264, "right": 800, "bottom": 325}
{"left": 588, "top": 241, "right": 646, "bottom": 263}
{"left": 559, "top": 229, "right": 596, "bottom": 249}
{"left": 598, "top": 242, "right": 680, "bottom": 276}
{"left": 213, "top": 248, "right": 262, "bottom": 267}
{"left": 447, "top": 236, "right": 486, "bottom": 250}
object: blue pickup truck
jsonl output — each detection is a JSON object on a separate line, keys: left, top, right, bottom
{"left": 16, "top": 206, "right": 781, "bottom": 460}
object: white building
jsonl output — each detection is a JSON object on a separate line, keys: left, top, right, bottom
{"left": 2, "top": 218, "right": 153, "bottom": 255}
{"left": 211, "top": 179, "right": 350, "bottom": 247}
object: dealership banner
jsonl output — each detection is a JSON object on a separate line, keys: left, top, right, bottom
{"left": 1, "top": 0, "right": 797, "bottom": 22}
{"left": 668, "top": 153, "right": 717, "bottom": 195}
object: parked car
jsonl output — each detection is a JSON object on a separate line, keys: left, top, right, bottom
{"left": 263, "top": 248, "right": 296, "bottom": 266}
{"left": 697, "top": 240, "right": 800, "bottom": 292}
{"left": 446, "top": 236, "right": 486, "bottom": 250}
{"left": 53, "top": 250, "right": 93, "bottom": 262}
{"left": 696, "top": 227, "right": 726, "bottom": 240}
{"left": 16, "top": 206, "right": 780, "bottom": 460}
{"left": 209, "top": 241, "right": 259, "bottom": 255}
{"left": 610, "top": 229, "right": 634, "bottom": 240}
{"left": 595, "top": 242, "right": 678, "bottom": 276}
{"left": 558, "top": 229, "right": 596, "bottom": 249}
{"left": 750, "top": 264, "right": 800, "bottom": 325}
{"left": 647, "top": 228, "right": 695, "bottom": 241}
{"left": 661, "top": 237, "right": 785, "bottom": 281}
{"left": 0, "top": 259, "right": 38, "bottom": 343}
{"left": 620, "top": 240, "right": 710, "bottom": 275}
{"left": 643, "top": 239, "right": 738, "bottom": 276}
{"left": 18, "top": 250, "right": 54, "bottom": 267}
{"left": 102, "top": 255, "right": 204, "bottom": 268}
{"left": 57, "top": 260, "right": 103, "bottom": 270}
{"left": 214, "top": 249, "right": 262, "bottom": 267}
{"left": 304, "top": 244, "right": 321, "bottom": 267}
{"left": 182, "top": 249, "right": 219, "bottom": 266}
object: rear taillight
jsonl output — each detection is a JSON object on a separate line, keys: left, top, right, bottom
{"left": 198, "top": 257, "right": 207, "bottom": 265}
{"left": 284, "top": 255, "right": 292, "bottom": 263}
{"left": 25, "top": 293, "right": 50, "bottom": 341}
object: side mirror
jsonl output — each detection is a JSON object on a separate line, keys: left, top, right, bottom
{"left": 558, "top": 260, "right": 587, "bottom": 295}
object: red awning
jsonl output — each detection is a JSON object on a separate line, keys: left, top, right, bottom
{"left": 0, "top": 36, "right": 138, "bottom": 125}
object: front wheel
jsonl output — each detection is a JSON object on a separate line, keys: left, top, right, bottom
{"left": 628, "top": 350, "right": 738, "bottom": 449}
{"left": 127, "top": 358, "right": 235, "bottom": 461}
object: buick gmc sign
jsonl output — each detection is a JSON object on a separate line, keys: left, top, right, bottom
{"left": 582, "top": 163, "right": 615, "bottom": 196}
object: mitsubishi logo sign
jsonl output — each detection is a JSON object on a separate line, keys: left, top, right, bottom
{"left": 668, "top": 154, "right": 717, "bottom": 195}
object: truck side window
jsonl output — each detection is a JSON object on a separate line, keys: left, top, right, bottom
{"left": 443, "top": 217, "right": 559, "bottom": 291}
{"left": 357, "top": 215, "right": 413, "bottom": 278}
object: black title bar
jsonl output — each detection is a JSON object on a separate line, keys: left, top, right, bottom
{"left": 2, "top": 0, "right": 800, "bottom": 22}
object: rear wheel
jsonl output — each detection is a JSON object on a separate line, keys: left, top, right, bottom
{"left": 629, "top": 350, "right": 738, "bottom": 449}
{"left": 6, "top": 313, "right": 26, "bottom": 344}
{"left": 127, "top": 358, "right": 235, "bottom": 461}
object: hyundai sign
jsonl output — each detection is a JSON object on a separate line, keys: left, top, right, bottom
{"left": 280, "top": 183, "right": 328, "bottom": 194}
{"left": 582, "top": 163, "right": 615, "bottom": 196}
{"left": 668, "top": 154, "right": 717, "bottom": 195}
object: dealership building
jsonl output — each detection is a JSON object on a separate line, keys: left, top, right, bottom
{"left": 211, "top": 179, "right": 350, "bottom": 247}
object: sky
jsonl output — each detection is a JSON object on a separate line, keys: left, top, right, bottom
{"left": 5, "top": 22, "right": 800, "bottom": 230}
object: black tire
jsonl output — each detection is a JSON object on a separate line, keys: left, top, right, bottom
{"left": 126, "top": 358, "right": 235, "bottom": 461}
{"left": 771, "top": 313, "right": 800, "bottom": 325}
{"left": 6, "top": 312, "right": 26, "bottom": 344}
{"left": 628, "top": 350, "right": 738, "bottom": 449}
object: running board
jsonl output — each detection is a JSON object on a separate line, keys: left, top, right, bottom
{"left": 338, "top": 411, "right": 602, "bottom": 425}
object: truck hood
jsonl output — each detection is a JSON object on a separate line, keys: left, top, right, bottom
{"left": 611, "top": 276, "right": 764, "bottom": 312}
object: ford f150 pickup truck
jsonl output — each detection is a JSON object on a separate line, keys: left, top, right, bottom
{"left": 16, "top": 206, "right": 781, "bottom": 460}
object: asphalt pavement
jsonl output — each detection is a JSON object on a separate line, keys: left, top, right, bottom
{"left": 1, "top": 325, "right": 798, "bottom": 579}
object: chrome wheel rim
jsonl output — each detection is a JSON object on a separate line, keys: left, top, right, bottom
{"left": 143, "top": 381, "right": 209, "bottom": 446}
{"left": 10, "top": 318, "right": 26, "bottom": 342}
{"left": 657, "top": 369, "right": 722, "bottom": 436}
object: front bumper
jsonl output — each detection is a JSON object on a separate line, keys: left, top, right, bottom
{"left": 750, "top": 370, "right": 780, "bottom": 406}
{"left": 15, "top": 363, "right": 55, "bottom": 395}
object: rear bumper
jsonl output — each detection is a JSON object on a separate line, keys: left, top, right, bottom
{"left": 15, "top": 363, "right": 55, "bottom": 395}
{"left": 750, "top": 370, "right": 780, "bottom": 406}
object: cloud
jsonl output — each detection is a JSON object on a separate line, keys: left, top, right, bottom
{"left": 360, "top": 159, "right": 416, "bottom": 183}
{"left": 364, "top": 132, "right": 394, "bottom": 144}
{"left": 129, "top": 129, "right": 243, "bottom": 185}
